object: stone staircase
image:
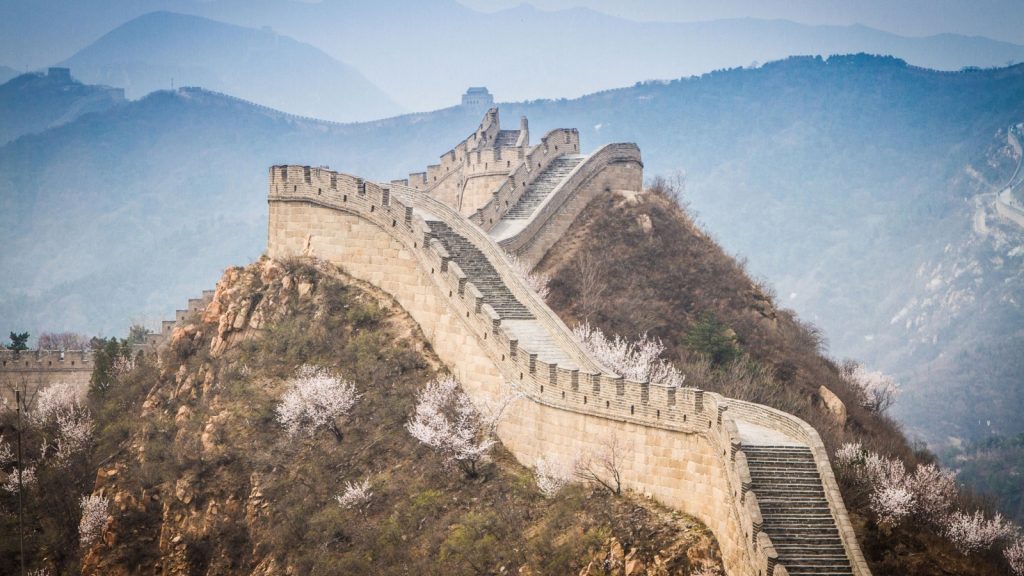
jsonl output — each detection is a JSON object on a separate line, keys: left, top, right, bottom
{"left": 503, "top": 155, "right": 584, "bottom": 220}
{"left": 426, "top": 220, "right": 534, "bottom": 320}
{"left": 494, "top": 129, "right": 521, "bottom": 147}
{"left": 745, "top": 445, "right": 853, "bottom": 576}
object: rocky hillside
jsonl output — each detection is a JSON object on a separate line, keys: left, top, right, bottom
{"left": 538, "top": 185, "right": 1009, "bottom": 576}
{"left": 67, "top": 259, "right": 721, "bottom": 575}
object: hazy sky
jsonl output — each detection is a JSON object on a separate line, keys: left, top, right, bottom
{"left": 458, "top": 0, "right": 1024, "bottom": 45}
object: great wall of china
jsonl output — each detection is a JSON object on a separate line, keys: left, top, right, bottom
{"left": 266, "top": 109, "right": 870, "bottom": 576}
{"left": 0, "top": 108, "right": 871, "bottom": 575}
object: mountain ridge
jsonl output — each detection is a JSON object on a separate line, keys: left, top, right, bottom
{"left": 1, "top": 55, "right": 1022, "bottom": 483}
{"left": 58, "top": 11, "right": 401, "bottom": 122}
{"left": 2, "top": 0, "right": 1024, "bottom": 110}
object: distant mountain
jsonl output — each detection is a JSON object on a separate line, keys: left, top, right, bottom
{"left": 58, "top": 11, "right": 401, "bottom": 122}
{"left": 0, "top": 68, "right": 125, "bottom": 144}
{"left": 1, "top": 56, "right": 1022, "bottom": 494}
{"left": 0, "top": 65, "right": 18, "bottom": 84}
{"left": 3, "top": 1, "right": 1024, "bottom": 110}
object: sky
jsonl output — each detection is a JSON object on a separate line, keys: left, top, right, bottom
{"left": 457, "top": 0, "right": 1024, "bottom": 45}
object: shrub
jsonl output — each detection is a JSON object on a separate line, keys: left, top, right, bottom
{"left": 336, "top": 478, "right": 373, "bottom": 511}
{"left": 78, "top": 494, "right": 109, "bottom": 548}
{"left": 685, "top": 314, "right": 740, "bottom": 366}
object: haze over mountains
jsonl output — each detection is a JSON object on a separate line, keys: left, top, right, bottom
{"left": 1, "top": 0, "right": 1024, "bottom": 112}
{"left": 2, "top": 0, "right": 1024, "bottom": 525}
{"left": 0, "top": 69, "right": 125, "bottom": 145}
{"left": 59, "top": 11, "right": 401, "bottom": 122}
{"left": 0, "top": 65, "right": 17, "bottom": 85}
{"left": 2, "top": 56, "right": 1022, "bottom": 480}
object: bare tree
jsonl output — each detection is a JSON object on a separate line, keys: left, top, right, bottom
{"left": 36, "top": 332, "right": 91, "bottom": 351}
{"left": 574, "top": 250, "right": 607, "bottom": 321}
{"left": 574, "top": 433, "right": 629, "bottom": 495}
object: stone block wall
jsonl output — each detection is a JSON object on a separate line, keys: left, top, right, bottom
{"left": 498, "top": 143, "right": 643, "bottom": 266}
{"left": 468, "top": 128, "right": 581, "bottom": 229}
{"left": 0, "top": 350, "right": 93, "bottom": 408}
{"left": 265, "top": 164, "right": 878, "bottom": 575}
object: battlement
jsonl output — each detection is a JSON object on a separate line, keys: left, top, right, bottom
{"left": 399, "top": 109, "right": 579, "bottom": 217}
{"left": 0, "top": 349, "right": 92, "bottom": 369}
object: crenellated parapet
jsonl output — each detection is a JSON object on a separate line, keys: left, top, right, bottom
{"left": 0, "top": 349, "right": 93, "bottom": 371}
{"left": 492, "top": 142, "right": 643, "bottom": 265}
{"left": 0, "top": 349, "right": 93, "bottom": 408}
{"left": 399, "top": 108, "right": 582, "bottom": 217}
{"left": 467, "top": 127, "right": 582, "bottom": 229}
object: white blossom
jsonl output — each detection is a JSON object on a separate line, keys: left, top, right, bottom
{"left": 336, "top": 478, "right": 373, "bottom": 510}
{"left": 909, "top": 464, "right": 957, "bottom": 522}
{"left": 275, "top": 365, "right": 358, "bottom": 440}
{"left": 2, "top": 465, "right": 36, "bottom": 494}
{"left": 406, "top": 375, "right": 513, "bottom": 477}
{"left": 833, "top": 442, "right": 864, "bottom": 470}
{"left": 840, "top": 361, "right": 899, "bottom": 413}
{"left": 944, "top": 510, "right": 1015, "bottom": 554}
{"left": 30, "top": 382, "right": 82, "bottom": 425}
{"left": 870, "top": 485, "right": 916, "bottom": 527}
{"left": 534, "top": 456, "right": 573, "bottom": 498}
{"left": 79, "top": 494, "right": 109, "bottom": 548}
{"left": 29, "top": 383, "right": 93, "bottom": 465}
{"left": 572, "top": 323, "right": 686, "bottom": 387}
{"left": 1005, "top": 536, "right": 1024, "bottom": 575}
{"left": 0, "top": 434, "right": 12, "bottom": 466}
{"left": 111, "top": 354, "right": 137, "bottom": 378}
{"left": 507, "top": 252, "right": 550, "bottom": 301}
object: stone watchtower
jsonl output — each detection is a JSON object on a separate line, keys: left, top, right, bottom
{"left": 461, "top": 87, "right": 494, "bottom": 108}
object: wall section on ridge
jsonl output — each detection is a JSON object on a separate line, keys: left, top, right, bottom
{"left": 264, "top": 164, "right": 813, "bottom": 575}
{"left": 499, "top": 143, "right": 644, "bottom": 266}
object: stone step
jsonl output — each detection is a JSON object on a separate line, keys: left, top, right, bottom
{"left": 426, "top": 221, "right": 534, "bottom": 320}
{"left": 743, "top": 444, "right": 854, "bottom": 573}
{"left": 503, "top": 156, "right": 584, "bottom": 220}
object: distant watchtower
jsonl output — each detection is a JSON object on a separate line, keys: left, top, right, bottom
{"left": 47, "top": 67, "right": 72, "bottom": 82}
{"left": 461, "top": 87, "right": 494, "bottom": 108}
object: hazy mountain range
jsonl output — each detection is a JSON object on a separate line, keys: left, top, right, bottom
{"left": 57, "top": 11, "right": 401, "bottom": 122}
{"left": 1, "top": 54, "right": 1023, "bottom": 516}
{"left": 2, "top": 0, "right": 1024, "bottom": 112}
{"left": 0, "top": 69, "right": 125, "bottom": 145}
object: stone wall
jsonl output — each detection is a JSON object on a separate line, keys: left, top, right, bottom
{"left": 468, "top": 128, "right": 581, "bottom": 229}
{"left": 0, "top": 350, "right": 92, "bottom": 408}
{"left": 266, "top": 165, "right": 873, "bottom": 575}
{"left": 400, "top": 109, "right": 583, "bottom": 218}
{"left": 498, "top": 143, "right": 644, "bottom": 266}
